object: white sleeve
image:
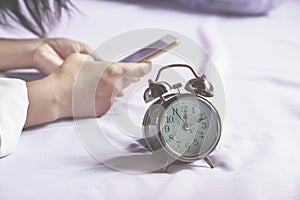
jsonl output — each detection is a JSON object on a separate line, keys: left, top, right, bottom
{"left": 0, "top": 78, "right": 29, "bottom": 158}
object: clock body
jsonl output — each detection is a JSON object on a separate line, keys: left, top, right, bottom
{"left": 142, "top": 93, "right": 221, "bottom": 163}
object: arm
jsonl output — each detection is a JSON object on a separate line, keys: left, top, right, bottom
{"left": 0, "top": 38, "right": 95, "bottom": 74}
{"left": 0, "top": 39, "right": 43, "bottom": 71}
{"left": 0, "top": 53, "right": 150, "bottom": 157}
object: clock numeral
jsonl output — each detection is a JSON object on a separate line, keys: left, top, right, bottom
{"left": 169, "top": 135, "right": 174, "bottom": 142}
{"left": 172, "top": 108, "right": 178, "bottom": 116}
{"left": 166, "top": 116, "right": 174, "bottom": 123}
{"left": 185, "top": 142, "right": 191, "bottom": 150}
{"left": 164, "top": 125, "right": 170, "bottom": 133}
{"left": 192, "top": 107, "right": 195, "bottom": 114}
{"left": 181, "top": 105, "right": 188, "bottom": 112}
{"left": 194, "top": 139, "right": 200, "bottom": 146}
{"left": 176, "top": 141, "right": 181, "bottom": 148}
{"left": 199, "top": 113, "right": 204, "bottom": 118}
{"left": 202, "top": 122, "right": 208, "bottom": 129}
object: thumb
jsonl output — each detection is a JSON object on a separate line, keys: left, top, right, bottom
{"left": 120, "top": 61, "right": 152, "bottom": 78}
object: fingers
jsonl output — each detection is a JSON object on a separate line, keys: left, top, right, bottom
{"left": 63, "top": 56, "right": 151, "bottom": 100}
{"left": 105, "top": 61, "right": 152, "bottom": 97}
{"left": 77, "top": 41, "right": 103, "bottom": 61}
{"left": 77, "top": 42, "right": 93, "bottom": 54}
{"left": 33, "top": 43, "right": 64, "bottom": 74}
{"left": 110, "top": 61, "right": 152, "bottom": 79}
{"left": 49, "top": 38, "right": 102, "bottom": 61}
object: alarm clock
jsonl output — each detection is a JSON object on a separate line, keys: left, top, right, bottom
{"left": 142, "top": 64, "right": 221, "bottom": 169}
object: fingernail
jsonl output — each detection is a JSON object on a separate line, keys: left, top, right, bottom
{"left": 143, "top": 59, "right": 151, "bottom": 63}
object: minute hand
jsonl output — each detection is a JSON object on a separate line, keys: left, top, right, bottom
{"left": 173, "top": 110, "right": 185, "bottom": 125}
{"left": 174, "top": 110, "right": 192, "bottom": 133}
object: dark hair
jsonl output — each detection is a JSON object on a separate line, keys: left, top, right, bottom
{"left": 0, "top": 0, "right": 75, "bottom": 37}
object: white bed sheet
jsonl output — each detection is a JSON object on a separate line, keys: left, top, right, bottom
{"left": 1, "top": 0, "right": 300, "bottom": 199}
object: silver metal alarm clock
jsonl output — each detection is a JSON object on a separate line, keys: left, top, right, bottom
{"left": 142, "top": 64, "right": 221, "bottom": 169}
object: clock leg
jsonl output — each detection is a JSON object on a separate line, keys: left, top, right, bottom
{"left": 153, "top": 158, "right": 171, "bottom": 173}
{"left": 160, "top": 164, "right": 170, "bottom": 173}
{"left": 204, "top": 157, "right": 214, "bottom": 168}
{"left": 160, "top": 157, "right": 172, "bottom": 173}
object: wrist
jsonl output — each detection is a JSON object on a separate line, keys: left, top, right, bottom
{"left": 29, "top": 38, "right": 47, "bottom": 68}
{"left": 46, "top": 73, "right": 73, "bottom": 119}
{"left": 24, "top": 74, "right": 66, "bottom": 127}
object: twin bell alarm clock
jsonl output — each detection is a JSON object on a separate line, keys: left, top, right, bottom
{"left": 142, "top": 64, "right": 221, "bottom": 169}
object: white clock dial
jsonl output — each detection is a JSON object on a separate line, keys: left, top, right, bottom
{"left": 160, "top": 96, "right": 216, "bottom": 157}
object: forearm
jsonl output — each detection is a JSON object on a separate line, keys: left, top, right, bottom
{"left": 24, "top": 76, "right": 62, "bottom": 127}
{"left": 0, "top": 38, "right": 44, "bottom": 71}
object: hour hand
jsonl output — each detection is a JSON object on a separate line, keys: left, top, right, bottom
{"left": 183, "top": 110, "right": 193, "bottom": 133}
{"left": 183, "top": 110, "right": 188, "bottom": 126}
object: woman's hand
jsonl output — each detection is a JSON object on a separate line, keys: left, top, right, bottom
{"left": 25, "top": 54, "right": 151, "bottom": 127}
{"left": 32, "top": 38, "right": 98, "bottom": 74}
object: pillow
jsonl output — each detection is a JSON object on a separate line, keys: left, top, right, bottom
{"left": 174, "top": 0, "right": 285, "bottom": 15}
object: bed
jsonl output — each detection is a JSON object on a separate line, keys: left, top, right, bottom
{"left": 0, "top": 0, "right": 300, "bottom": 199}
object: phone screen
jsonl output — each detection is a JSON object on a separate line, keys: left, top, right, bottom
{"left": 119, "top": 35, "right": 179, "bottom": 63}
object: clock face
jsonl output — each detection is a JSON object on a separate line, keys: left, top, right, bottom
{"left": 159, "top": 96, "right": 220, "bottom": 158}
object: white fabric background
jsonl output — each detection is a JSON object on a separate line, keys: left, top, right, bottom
{"left": 0, "top": 0, "right": 300, "bottom": 199}
{"left": 0, "top": 78, "right": 28, "bottom": 157}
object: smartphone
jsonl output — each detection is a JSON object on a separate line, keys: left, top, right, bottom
{"left": 119, "top": 35, "right": 180, "bottom": 63}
